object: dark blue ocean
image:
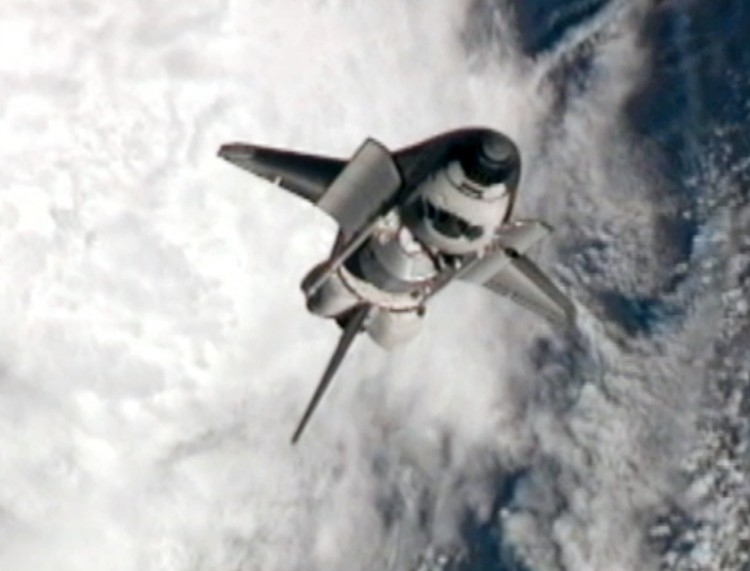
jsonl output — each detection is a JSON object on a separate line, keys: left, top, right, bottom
{"left": 454, "top": 1, "right": 750, "bottom": 569}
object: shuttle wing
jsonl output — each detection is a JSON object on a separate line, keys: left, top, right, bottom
{"left": 218, "top": 143, "right": 346, "bottom": 203}
{"left": 461, "top": 220, "right": 575, "bottom": 325}
{"left": 484, "top": 253, "right": 576, "bottom": 325}
{"left": 219, "top": 139, "right": 402, "bottom": 235}
{"left": 220, "top": 140, "right": 403, "bottom": 295}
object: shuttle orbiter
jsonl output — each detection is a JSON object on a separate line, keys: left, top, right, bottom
{"left": 219, "top": 128, "right": 574, "bottom": 443}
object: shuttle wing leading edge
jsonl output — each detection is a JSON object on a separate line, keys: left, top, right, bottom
{"left": 485, "top": 254, "right": 576, "bottom": 325}
{"left": 461, "top": 220, "right": 575, "bottom": 325}
{"left": 218, "top": 143, "right": 346, "bottom": 203}
{"left": 218, "top": 139, "right": 402, "bottom": 234}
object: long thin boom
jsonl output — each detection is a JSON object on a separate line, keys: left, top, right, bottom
{"left": 290, "top": 305, "right": 370, "bottom": 444}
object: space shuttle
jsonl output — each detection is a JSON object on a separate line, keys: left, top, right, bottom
{"left": 219, "top": 127, "right": 575, "bottom": 443}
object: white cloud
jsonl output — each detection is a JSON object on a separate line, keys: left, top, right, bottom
{"left": 0, "top": 1, "right": 714, "bottom": 570}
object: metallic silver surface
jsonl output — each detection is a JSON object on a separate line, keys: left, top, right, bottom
{"left": 367, "top": 307, "right": 424, "bottom": 349}
{"left": 317, "top": 139, "right": 402, "bottom": 236}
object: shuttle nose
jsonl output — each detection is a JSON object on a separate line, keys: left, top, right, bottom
{"left": 459, "top": 132, "right": 519, "bottom": 186}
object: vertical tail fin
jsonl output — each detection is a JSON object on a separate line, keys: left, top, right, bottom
{"left": 290, "top": 305, "right": 370, "bottom": 444}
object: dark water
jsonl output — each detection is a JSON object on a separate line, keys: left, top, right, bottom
{"left": 454, "top": 1, "right": 750, "bottom": 569}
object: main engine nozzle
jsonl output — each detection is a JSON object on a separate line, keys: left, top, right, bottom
{"left": 459, "top": 132, "right": 519, "bottom": 187}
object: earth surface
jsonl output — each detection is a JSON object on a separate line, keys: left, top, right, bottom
{"left": 0, "top": 1, "right": 748, "bottom": 570}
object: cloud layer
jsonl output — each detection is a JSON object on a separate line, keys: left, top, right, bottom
{"left": 1, "top": 1, "right": 736, "bottom": 570}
